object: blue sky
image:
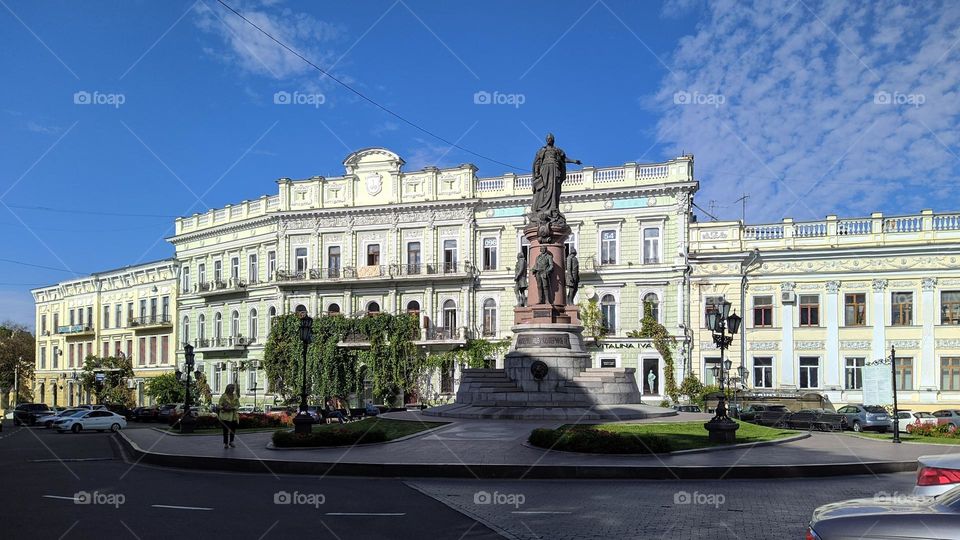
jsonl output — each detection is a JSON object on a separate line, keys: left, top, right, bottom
{"left": 2, "top": 0, "right": 959, "bottom": 329}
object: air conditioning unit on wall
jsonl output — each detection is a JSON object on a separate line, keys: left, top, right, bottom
{"left": 781, "top": 290, "right": 797, "bottom": 304}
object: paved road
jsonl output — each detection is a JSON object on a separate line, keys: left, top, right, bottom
{"left": 0, "top": 419, "right": 924, "bottom": 540}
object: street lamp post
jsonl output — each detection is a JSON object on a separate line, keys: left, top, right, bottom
{"left": 293, "top": 312, "right": 314, "bottom": 434}
{"left": 891, "top": 344, "right": 901, "bottom": 444}
{"left": 704, "top": 300, "right": 742, "bottom": 443}
{"left": 13, "top": 356, "right": 20, "bottom": 406}
{"left": 180, "top": 344, "right": 197, "bottom": 434}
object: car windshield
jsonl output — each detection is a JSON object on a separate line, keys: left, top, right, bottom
{"left": 63, "top": 410, "right": 88, "bottom": 418}
{"left": 864, "top": 406, "right": 887, "bottom": 413}
{"left": 935, "top": 484, "right": 960, "bottom": 510}
{"left": 916, "top": 412, "right": 935, "bottom": 418}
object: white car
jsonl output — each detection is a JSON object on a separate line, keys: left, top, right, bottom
{"left": 54, "top": 409, "right": 127, "bottom": 433}
{"left": 896, "top": 410, "right": 938, "bottom": 433}
{"left": 914, "top": 454, "right": 960, "bottom": 497}
{"left": 36, "top": 408, "right": 87, "bottom": 428}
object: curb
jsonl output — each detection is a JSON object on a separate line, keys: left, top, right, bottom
{"left": 519, "top": 431, "right": 811, "bottom": 456}
{"left": 842, "top": 432, "right": 960, "bottom": 446}
{"left": 264, "top": 421, "right": 454, "bottom": 450}
{"left": 115, "top": 430, "right": 917, "bottom": 479}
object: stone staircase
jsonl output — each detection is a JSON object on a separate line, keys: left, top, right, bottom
{"left": 561, "top": 367, "right": 641, "bottom": 405}
{"left": 455, "top": 367, "right": 640, "bottom": 407}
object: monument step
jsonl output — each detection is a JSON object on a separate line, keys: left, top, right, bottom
{"left": 472, "top": 400, "right": 594, "bottom": 408}
{"left": 583, "top": 367, "right": 630, "bottom": 374}
{"left": 472, "top": 382, "right": 521, "bottom": 388}
{"left": 461, "top": 369, "right": 507, "bottom": 374}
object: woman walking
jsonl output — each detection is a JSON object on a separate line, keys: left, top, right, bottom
{"left": 219, "top": 383, "right": 239, "bottom": 449}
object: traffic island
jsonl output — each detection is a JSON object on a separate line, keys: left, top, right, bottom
{"left": 271, "top": 417, "right": 449, "bottom": 448}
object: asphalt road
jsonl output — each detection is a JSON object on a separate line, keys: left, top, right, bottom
{"left": 0, "top": 419, "right": 921, "bottom": 540}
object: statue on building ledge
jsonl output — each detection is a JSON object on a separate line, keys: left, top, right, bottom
{"left": 531, "top": 133, "right": 580, "bottom": 230}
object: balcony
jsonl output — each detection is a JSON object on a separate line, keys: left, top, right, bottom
{"left": 338, "top": 326, "right": 466, "bottom": 350}
{"left": 57, "top": 324, "right": 94, "bottom": 336}
{"left": 194, "top": 336, "right": 254, "bottom": 352}
{"left": 194, "top": 278, "right": 248, "bottom": 298}
{"left": 128, "top": 315, "right": 172, "bottom": 330}
{"left": 275, "top": 262, "right": 475, "bottom": 286}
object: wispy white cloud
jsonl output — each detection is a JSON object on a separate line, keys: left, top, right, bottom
{"left": 371, "top": 121, "right": 399, "bottom": 137}
{"left": 654, "top": 0, "right": 960, "bottom": 222}
{"left": 25, "top": 120, "right": 64, "bottom": 136}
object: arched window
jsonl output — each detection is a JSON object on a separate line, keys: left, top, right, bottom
{"left": 182, "top": 316, "right": 190, "bottom": 345}
{"left": 482, "top": 298, "right": 497, "bottom": 337}
{"left": 366, "top": 301, "right": 381, "bottom": 315}
{"left": 248, "top": 309, "right": 258, "bottom": 341}
{"left": 327, "top": 303, "right": 341, "bottom": 315}
{"left": 268, "top": 306, "right": 277, "bottom": 328}
{"left": 231, "top": 310, "right": 240, "bottom": 337}
{"left": 198, "top": 314, "right": 206, "bottom": 341}
{"left": 214, "top": 312, "right": 222, "bottom": 341}
{"left": 406, "top": 300, "right": 420, "bottom": 315}
{"left": 643, "top": 293, "right": 659, "bottom": 322}
{"left": 601, "top": 294, "right": 617, "bottom": 334}
{"left": 295, "top": 304, "right": 307, "bottom": 314}
{"left": 442, "top": 299, "right": 457, "bottom": 336}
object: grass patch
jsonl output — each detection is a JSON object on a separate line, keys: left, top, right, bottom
{"left": 272, "top": 417, "right": 448, "bottom": 448}
{"left": 850, "top": 432, "right": 960, "bottom": 445}
{"left": 529, "top": 421, "right": 798, "bottom": 454}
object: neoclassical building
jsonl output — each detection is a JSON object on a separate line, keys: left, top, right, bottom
{"left": 168, "top": 148, "right": 697, "bottom": 406}
{"left": 31, "top": 259, "right": 179, "bottom": 407}
{"left": 690, "top": 212, "right": 960, "bottom": 410}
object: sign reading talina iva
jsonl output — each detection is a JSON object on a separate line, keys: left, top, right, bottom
{"left": 516, "top": 334, "right": 571, "bottom": 349}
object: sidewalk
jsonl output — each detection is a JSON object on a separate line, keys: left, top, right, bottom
{"left": 118, "top": 412, "right": 960, "bottom": 479}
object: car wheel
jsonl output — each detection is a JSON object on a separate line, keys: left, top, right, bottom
{"left": 877, "top": 427, "right": 887, "bottom": 434}
{"left": 44, "top": 421, "right": 53, "bottom": 428}
{"left": 852, "top": 421, "right": 862, "bottom": 432}
{"left": 56, "top": 430, "right": 64, "bottom": 433}
{"left": 71, "top": 424, "right": 81, "bottom": 433}
{"left": 110, "top": 423, "right": 121, "bottom": 432}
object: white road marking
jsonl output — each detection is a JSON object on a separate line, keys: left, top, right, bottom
{"left": 43, "top": 495, "right": 78, "bottom": 501}
{"left": 151, "top": 504, "right": 213, "bottom": 511}
{"left": 511, "top": 511, "right": 572, "bottom": 514}
{"left": 324, "top": 512, "right": 406, "bottom": 516}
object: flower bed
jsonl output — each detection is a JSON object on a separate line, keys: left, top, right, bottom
{"left": 906, "top": 423, "right": 959, "bottom": 438}
{"left": 169, "top": 412, "right": 293, "bottom": 430}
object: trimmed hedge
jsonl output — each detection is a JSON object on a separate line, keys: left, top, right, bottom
{"left": 529, "top": 426, "right": 673, "bottom": 454}
{"left": 272, "top": 427, "right": 388, "bottom": 448}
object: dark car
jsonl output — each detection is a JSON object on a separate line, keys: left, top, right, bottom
{"left": 673, "top": 405, "right": 702, "bottom": 413}
{"left": 132, "top": 406, "right": 160, "bottom": 422}
{"left": 786, "top": 409, "right": 847, "bottom": 431}
{"left": 807, "top": 483, "right": 960, "bottom": 539}
{"left": 738, "top": 404, "right": 790, "bottom": 423}
{"left": 157, "top": 404, "right": 178, "bottom": 423}
{"left": 13, "top": 403, "right": 52, "bottom": 426}
{"left": 104, "top": 404, "right": 133, "bottom": 420}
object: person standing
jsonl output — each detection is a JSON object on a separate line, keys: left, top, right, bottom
{"left": 218, "top": 383, "right": 239, "bottom": 449}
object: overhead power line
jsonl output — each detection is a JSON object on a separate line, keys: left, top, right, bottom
{"left": 6, "top": 204, "right": 178, "bottom": 219}
{"left": 215, "top": 0, "right": 523, "bottom": 172}
{"left": 0, "top": 258, "right": 86, "bottom": 275}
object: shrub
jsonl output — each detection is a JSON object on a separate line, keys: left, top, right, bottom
{"left": 168, "top": 413, "right": 292, "bottom": 430}
{"left": 529, "top": 426, "right": 673, "bottom": 454}
{"left": 906, "top": 422, "right": 959, "bottom": 438}
{"left": 272, "top": 427, "right": 388, "bottom": 448}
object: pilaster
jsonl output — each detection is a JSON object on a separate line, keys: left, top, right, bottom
{"left": 824, "top": 280, "right": 841, "bottom": 389}
{"left": 920, "top": 277, "right": 937, "bottom": 390}
{"left": 872, "top": 279, "right": 887, "bottom": 361}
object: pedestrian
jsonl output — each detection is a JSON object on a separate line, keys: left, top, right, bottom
{"left": 218, "top": 383, "right": 239, "bottom": 449}
{"left": 365, "top": 400, "right": 380, "bottom": 417}
{"left": 325, "top": 397, "right": 345, "bottom": 424}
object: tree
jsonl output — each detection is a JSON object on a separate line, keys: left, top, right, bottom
{"left": 0, "top": 322, "right": 35, "bottom": 407}
{"left": 79, "top": 354, "right": 135, "bottom": 407}
{"left": 145, "top": 372, "right": 203, "bottom": 405}
{"left": 578, "top": 298, "right": 607, "bottom": 342}
{"left": 628, "top": 302, "right": 679, "bottom": 401}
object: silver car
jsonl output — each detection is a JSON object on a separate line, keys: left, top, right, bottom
{"left": 808, "top": 484, "right": 960, "bottom": 539}
{"left": 915, "top": 454, "right": 960, "bottom": 498}
{"left": 837, "top": 404, "right": 892, "bottom": 432}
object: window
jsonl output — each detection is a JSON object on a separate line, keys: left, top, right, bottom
{"left": 295, "top": 248, "right": 308, "bottom": 273}
{"left": 248, "top": 365, "right": 259, "bottom": 392}
{"left": 87, "top": 307, "right": 92, "bottom": 326}
{"left": 149, "top": 336, "right": 157, "bottom": 364}
{"left": 160, "top": 336, "right": 169, "bottom": 364}
{"left": 844, "top": 293, "right": 866, "bottom": 326}
{"left": 942, "top": 291, "right": 960, "bottom": 325}
{"left": 753, "top": 357, "right": 773, "bottom": 388}
{"left": 482, "top": 238, "right": 498, "bottom": 270}
{"left": 127, "top": 302, "right": 135, "bottom": 326}
{"left": 214, "top": 312, "right": 222, "bottom": 341}
{"left": 443, "top": 240, "right": 457, "bottom": 272}
{"left": 39, "top": 346, "right": 46, "bottom": 369}
{"left": 103, "top": 341, "right": 109, "bottom": 359}
{"left": 249, "top": 309, "right": 258, "bottom": 341}
{"left": 231, "top": 257, "right": 240, "bottom": 279}
{"left": 799, "top": 295, "right": 819, "bottom": 326}
{"left": 231, "top": 311, "right": 240, "bottom": 338}
{"left": 268, "top": 306, "right": 277, "bottom": 322}
{"left": 753, "top": 296, "right": 773, "bottom": 327}
{"left": 845, "top": 357, "right": 865, "bottom": 390}
{"left": 704, "top": 296, "right": 724, "bottom": 328}
{"left": 181, "top": 266, "right": 190, "bottom": 291}
{"left": 248, "top": 254, "right": 258, "bottom": 283}
{"left": 406, "top": 301, "right": 420, "bottom": 316}
{"left": 441, "top": 363, "right": 455, "bottom": 393}
{"left": 150, "top": 298, "right": 157, "bottom": 321}
{"left": 482, "top": 299, "right": 497, "bottom": 337}
{"left": 126, "top": 339, "right": 132, "bottom": 360}
{"left": 138, "top": 337, "right": 146, "bottom": 366}
{"left": 406, "top": 242, "right": 420, "bottom": 273}
{"left": 642, "top": 227, "right": 660, "bottom": 264}
{"left": 198, "top": 263, "right": 206, "bottom": 285}
{"left": 139, "top": 299, "right": 147, "bottom": 320}
{"left": 69, "top": 309, "right": 74, "bottom": 326}
{"left": 41, "top": 314, "right": 47, "bottom": 334}
{"left": 182, "top": 316, "right": 190, "bottom": 345}
{"left": 520, "top": 235, "right": 530, "bottom": 262}
{"left": 942, "top": 357, "right": 960, "bottom": 391}
{"left": 103, "top": 306, "right": 110, "bottom": 329}
{"left": 642, "top": 293, "right": 659, "bottom": 322}
{"left": 214, "top": 260, "right": 222, "bottom": 283}
{"left": 327, "top": 303, "right": 340, "bottom": 315}
{"left": 162, "top": 296, "right": 169, "bottom": 320}
{"left": 891, "top": 292, "right": 913, "bottom": 326}
{"left": 267, "top": 251, "right": 276, "bottom": 280}
{"left": 366, "top": 244, "right": 380, "bottom": 266}
{"left": 53, "top": 313, "right": 59, "bottom": 331}
{"left": 600, "top": 294, "right": 617, "bottom": 333}
{"left": 704, "top": 358, "right": 720, "bottom": 385}
{"left": 442, "top": 300, "right": 457, "bottom": 332}
{"left": 896, "top": 357, "right": 914, "bottom": 390}
{"left": 564, "top": 233, "right": 577, "bottom": 258}
{"left": 366, "top": 301, "right": 381, "bottom": 315}
{"left": 68, "top": 344, "right": 74, "bottom": 368}
{"left": 327, "top": 246, "right": 341, "bottom": 276}
{"left": 600, "top": 230, "right": 617, "bottom": 265}
{"left": 213, "top": 363, "right": 223, "bottom": 393}
{"left": 799, "top": 357, "right": 820, "bottom": 388}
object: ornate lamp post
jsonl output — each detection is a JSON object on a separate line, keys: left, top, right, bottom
{"left": 180, "top": 344, "right": 197, "bottom": 433}
{"left": 704, "top": 300, "right": 742, "bottom": 443}
{"left": 293, "top": 312, "right": 314, "bottom": 434}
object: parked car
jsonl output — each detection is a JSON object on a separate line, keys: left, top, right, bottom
{"left": 739, "top": 404, "right": 790, "bottom": 424}
{"left": 13, "top": 403, "right": 52, "bottom": 426}
{"left": 157, "top": 404, "right": 178, "bottom": 422}
{"left": 807, "top": 483, "right": 960, "bottom": 539}
{"left": 786, "top": 409, "right": 847, "bottom": 431}
{"left": 131, "top": 406, "right": 160, "bottom": 422}
{"left": 915, "top": 454, "right": 960, "bottom": 498}
{"left": 837, "top": 404, "right": 892, "bottom": 432}
{"left": 54, "top": 410, "right": 127, "bottom": 433}
{"left": 932, "top": 409, "right": 960, "bottom": 429}
{"left": 104, "top": 404, "right": 133, "bottom": 420}
{"left": 896, "top": 410, "right": 938, "bottom": 433}
{"left": 36, "top": 408, "right": 87, "bottom": 428}
{"left": 237, "top": 405, "right": 262, "bottom": 414}
{"left": 672, "top": 405, "right": 702, "bottom": 413}
{"left": 77, "top": 404, "right": 107, "bottom": 411}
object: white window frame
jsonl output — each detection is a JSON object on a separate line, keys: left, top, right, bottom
{"left": 599, "top": 229, "right": 619, "bottom": 265}
{"left": 599, "top": 292, "right": 619, "bottom": 335}
{"left": 364, "top": 242, "right": 382, "bottom": 267}
{"left": 481, "top": 297, "right": 498, "bottom": 337}
{"left": 753, "top": 356, "right": 774, "bottom": 388}
{"left": 248, "top": 253, "right": 258, "bottom": 283}
{"left": 799, "top": 356, "right": 821, "bottom": 389}
{"left": 267, "top": 250, "right": 276, "bottom": 280}
{"left": 214, "top": 260, "right": 223, "bottom": 283}
{"left": 641, "top": 224, "right": 662, "bottom": 265}
{"left": 481, "top": 237, "right": 498, "bottom": 271}
{"left": 248, "top": 309, "right": 258, "bottom": 341}
{"left": 640, "top": 290, "right": 663, "bottom": 324}
{"left": 294, "top": 247, "right": 309, "bottom": 273}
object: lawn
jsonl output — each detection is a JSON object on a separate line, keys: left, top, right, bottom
{"left": 850, "top": 432, "right": 960, "bottom": 445}
{"left": 272, "top": 417, "right": 449, "bottom": 448}
{"left": 529, "top": 421, "right": 799, "bottom": 454}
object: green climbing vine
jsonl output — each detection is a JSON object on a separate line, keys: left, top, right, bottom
{"left": 578, "top": 297, "right": 607, "bottom": 342}
{"left": 427, "top": 338, "right": 510, "bottom": 370}
{"left": 627, "top": 302, "right": 679, "bottom": 401}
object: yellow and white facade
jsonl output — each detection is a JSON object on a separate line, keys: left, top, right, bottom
{"left": 31, "top": 259, "right": 179, "bottom": 407}
{"left": 690, "top": 213, "right": 960, "bottom": 410}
